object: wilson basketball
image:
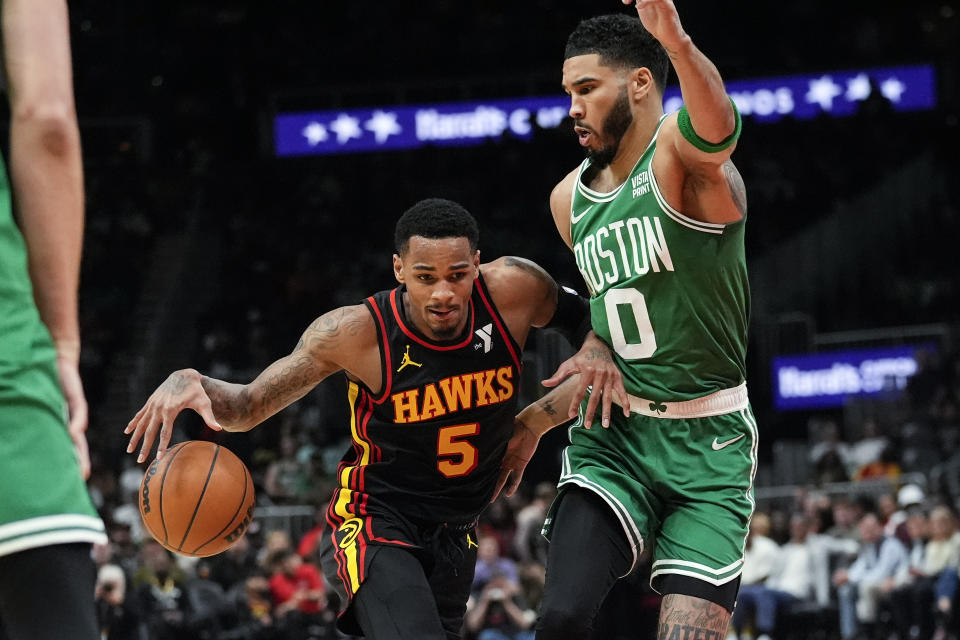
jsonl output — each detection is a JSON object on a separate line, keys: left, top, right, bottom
{"left": 139, "top": 440, "right": 255, "bottom": 557}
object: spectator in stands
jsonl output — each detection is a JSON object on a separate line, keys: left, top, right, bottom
{"left": 731, "top": 512, "right": 820, "bottom": 640}
{"left": 95, "top": 562, "right": 144, "bottom": 640}
{"left": 847, "top": 418, "right": 890, "bottom": 479}
{"left": 828, "top": 497, "right": 864, "bottom": 544}
{"left": 267, "top": 548, "right": 326, "bottom": 638}
{"left": 741, "top": 512, "right": 781, "bottom": 588}
{"left": 207, "top": 534, "right": 260, "bottom": 592}
{"left": 833, "top": 511, "right": 909, "bottom": 640}
{"left": 464, "top": 573, "right": 536, "bottom": 640}
{"left": 264, "top": 433, "right": 310, "bottom": 505}
{"left": 512, "top": 482, "right": 555, "bottom": 566}
{"left": 132, "top": 541, "right": 191, "bottom": 640}
{"left": 893, "top": 505, "right": 960, "bottom": 640}
{"left": 473, "top": 535, "right": 519, "bottom": 595}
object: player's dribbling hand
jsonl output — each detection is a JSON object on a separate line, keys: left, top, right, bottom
{"left": 623, "top": 0, "right": 688, "bottom": 52}
{"left": 492, "top": 418, "right": 540, "bottom": 501}
{"left": 124, "top": 368, "right": 222, "bottom": 463}
{"left": 542, "top": 332, "right": 629, "bottom": 429}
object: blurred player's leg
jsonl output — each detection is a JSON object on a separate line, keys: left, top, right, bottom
{"left": 0, "top": 543, "right": 98, "bottom": 640}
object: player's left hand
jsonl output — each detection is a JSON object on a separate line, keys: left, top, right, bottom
{"left": 623, "top": 0, "right": 688, "bottom": 51}
{"left": 542, "top": 332, "right": 629, "bottom": 429}
{"left": 56, "top": 353, "right": 90, "bottom": 479}
{"left": 492, "top": 418, "right": 540, "bottom": 501}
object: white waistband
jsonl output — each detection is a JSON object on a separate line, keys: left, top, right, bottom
{"left": 617, "top": 382, "right": 749, "bottom": 419}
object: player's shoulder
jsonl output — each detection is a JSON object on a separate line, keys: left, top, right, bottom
{"left": 306, "top": 303, "right": 378, "bottom": 353}
{"left": 480, "top": 257, "right": 554, "bottom": 301}
{"left": 550, "top": 167, "right": 580, "bottom": 215}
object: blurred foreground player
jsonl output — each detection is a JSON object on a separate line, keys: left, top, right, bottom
{"left": 125, "top": 198, "right": 627, "bottom": 639}
{"left": 0, "top": 1, "right": 107, "bottom": 639}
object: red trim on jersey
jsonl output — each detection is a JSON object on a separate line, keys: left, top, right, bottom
{"left": 389, "top": 288, "right": 476, "bottom": 351}
{"left": 475, "top": 278, "right": 522, "bottom": 371}
{"left": 366, "top": 296, "right": 393, "bottom": 403}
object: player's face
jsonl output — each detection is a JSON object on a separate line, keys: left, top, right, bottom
{"left": 562, "top": 54, "right": 635, "bottom": 169}
{"left": 394, "top": 236, "right": 480, "bottom": 341}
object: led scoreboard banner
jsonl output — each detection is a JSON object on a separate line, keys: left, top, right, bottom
{"left": 274, "top": 64, "right": 936, "bottom": 157}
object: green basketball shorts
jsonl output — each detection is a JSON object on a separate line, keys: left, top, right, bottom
{"left": 543, "top": 382, "right": 757, "bottom": 590}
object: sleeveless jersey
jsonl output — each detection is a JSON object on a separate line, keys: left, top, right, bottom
{"left": 0, "top": 138, "right": 106, "bottom": 555}
{"left": 326, "top": 273, "right": 522, "bottom": 530}
{"left": 569, "top": 117, "right": 749, "bottom": 401}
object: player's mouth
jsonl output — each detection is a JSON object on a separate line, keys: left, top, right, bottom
{"left": 428, "top": 307, "right": 457, "bottom": 321}
{"left": 574, "top": 125, "right": 594, "bottom": 147}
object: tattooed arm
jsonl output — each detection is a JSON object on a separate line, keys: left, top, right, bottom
{"left": 492, "top": 333, "right": 630, "bottom": 500}
{"left": 125, "top": 304, "right": 375, "bottom": 462}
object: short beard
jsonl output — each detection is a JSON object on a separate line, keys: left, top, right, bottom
{"left": 585, "top": 87, "right": 633, "bottom": 170}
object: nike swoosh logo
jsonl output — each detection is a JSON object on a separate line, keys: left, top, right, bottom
{"left": 711, "top": 434, "right": 745, "bottom": 451}
{"left": 570, "top": 204, "right": 594, "bottom": 223}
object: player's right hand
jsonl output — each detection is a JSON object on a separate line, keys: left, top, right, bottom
{"left": 542, "top": 332, "right": 630, "bottom": 428}
{"left": 124, "top": 368, "right": 222, "bottom": 463}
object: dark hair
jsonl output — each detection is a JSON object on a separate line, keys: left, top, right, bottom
{"left": 565, "top": 14, "right": 670, "bottom": 93}
{"left": 394, "top": 198, "right": 479, "bottom": 255}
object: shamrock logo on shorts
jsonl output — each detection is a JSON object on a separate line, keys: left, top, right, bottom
{"left": 649, "top": 401, "right": 667, "bottom": 415}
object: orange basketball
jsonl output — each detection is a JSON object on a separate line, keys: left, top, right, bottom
{"left": 139, "top": 440, "right": 255, "bottom": 557}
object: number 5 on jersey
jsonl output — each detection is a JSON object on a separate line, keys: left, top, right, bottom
{"left": 437, "top": 423, "right": 479, "bottom": 478}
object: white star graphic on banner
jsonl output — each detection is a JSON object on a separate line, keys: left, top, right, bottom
{"left": 881, "top": 77, "right": 906, "bottom": 103}
{"left": 845, "top": 73, "right": 872, "bottom": 102}
{"left": 365, "top": 110, "right": 402, "bottom": 143}
{"left": 302, "top": 122, "right": 328, "bottom": 146}
{"left": 806, "top": 75, "right": 843, "bottom": 110}
{"left": 329, "top": 114, "right": 363, "bottom": 144}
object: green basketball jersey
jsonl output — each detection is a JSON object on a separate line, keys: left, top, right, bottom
{"left": 569, "top": 118, "right": 749, "bottom": 401}
{"left": 0, "top": 137, "right": 106, "bottom": 555}
{"left": 0, "top": 153, "right": 51, "bottom": 367}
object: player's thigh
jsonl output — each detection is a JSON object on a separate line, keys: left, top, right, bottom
{"left": 352, "top": 545, "right": 449, "bottom": 640}
{"left": 652, "top": 410, "right": 757, "bottom": 610}
{"left": 0, "top": 543, "right": 98, "bottom": 640}
{"left": 427, "top": 530, "right": 478, "bottom": 639}
{"left": 539, "top": 489, "right": 633, "bottom": 625}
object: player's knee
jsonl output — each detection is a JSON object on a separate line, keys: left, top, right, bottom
{"left": 536, "top": 603, "right": 593, "bottom": 639}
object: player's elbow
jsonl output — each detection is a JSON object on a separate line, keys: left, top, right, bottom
{"left": 12, "top": 100, "right": 80, "bottom": 158}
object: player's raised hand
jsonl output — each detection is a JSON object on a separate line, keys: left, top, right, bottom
{"left": 623, "top": 0, "right": 688, "bottom": 51}
{"left": 492, "top": 418, "right": 541, "bottom": 501}
{"left": 542, "top": 332, "right": 630, "bottom": 429}
{"left": 124, "top": 368, "right": 222, "bottom": 463}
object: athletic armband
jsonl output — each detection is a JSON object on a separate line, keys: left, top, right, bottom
{"left": 547, "top": 285, "right": 592, "bottom": 346}
{"left": 676, "top": 97, "right": 741, "bottom": 153}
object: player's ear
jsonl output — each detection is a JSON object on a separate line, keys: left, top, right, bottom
{"left": 631, "top": 67, "right": 655, "bottom": 102}
{"left": 393, "top": 254, "right": 404, "bottom": 283}
{"left": 473, "top": 250, "right": 480, "bottom": 276}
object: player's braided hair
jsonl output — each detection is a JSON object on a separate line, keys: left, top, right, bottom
{"left": 565, "top": 14, "right": 670, "bottom": 93}
{"left": 395, "top": 198, "right": 479, "bottom": 255}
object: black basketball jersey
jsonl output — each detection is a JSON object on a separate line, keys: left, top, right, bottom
{"left": 326, "top": 273, "right": 523, "bottom": 532}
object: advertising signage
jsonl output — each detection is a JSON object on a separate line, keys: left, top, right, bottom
{"left": 772, "top": 345, "right": 931, "bottom": 411}
{"left": 275, "top": 64, "right": 936, "bottom": 157}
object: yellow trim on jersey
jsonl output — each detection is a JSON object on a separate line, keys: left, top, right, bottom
{"left": 333, "top": 381, "right": 372, "bottom": 593}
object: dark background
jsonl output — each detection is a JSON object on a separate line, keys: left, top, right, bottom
{"left": 42, "top": 0, "right": 960, "bottom": 488}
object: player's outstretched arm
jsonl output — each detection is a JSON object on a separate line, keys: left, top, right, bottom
{"left": 125, "top": 304, "right": 371, "bottom": 462}
{"left": 626, "top": 0, "right": 739, "bottom": 166}
{"left": 492, "top": 374, "right": 586, "bottom": 501}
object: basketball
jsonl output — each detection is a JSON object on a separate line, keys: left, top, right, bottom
{"left": 139, "top": 440, "right": 256, "bottom": 557}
